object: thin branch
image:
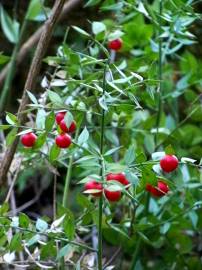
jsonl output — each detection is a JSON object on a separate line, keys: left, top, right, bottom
{"left": 0, "top": 0, "right": 82, "bottom": 89}
{"left": 5, "top": 158, "right": 22, "bottom": 204}
{"left": 0, "top": 0, "right": 66, "bottom": 185}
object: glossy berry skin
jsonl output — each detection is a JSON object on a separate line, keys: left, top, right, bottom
{"left": 104, "top": 189, "right": 122, "bottom": 202}
{"left": 160, "top": 155, "right": 179, "bottom": 173}
{"left": 55, "top": 112, "right": 66, "bottom": 125}
{"left": 146, "top": 181, "right": 169, "bottom": 197}
{"left": 55, "top": 133, "right": 71, "bottom": 148}
{"left": 84, "top": 181, "right": 103, "bottom": 197}
{"left": 108, "top": 38, "right": 123, "bottom": 51}
{"left": 59, "top": 119, "right": 76, "bottom": 133}
{"left": 21, "top": 132, "right": 37, "bottom": 147}
{"left": 106, "top": 173, "right": 129, "bottom": 186}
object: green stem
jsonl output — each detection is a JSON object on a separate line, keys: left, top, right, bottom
{"left": 154, "top": 0, "right": 163, "bottom": 146}
{"left": 130, "top": 192, "right": 150, "bottom": 270}
{"left": 62, "top": 157, "right": 73, "bottom": 208}
{"left": 62, "top": 125, "right": 81, "bottom": 208}
{"left": 98, "top": 63, "right": 108, "bottom": 270}
{"left": 0, "top": 16, "right": 28, "bottom": 113}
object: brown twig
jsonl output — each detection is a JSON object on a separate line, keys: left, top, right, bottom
{"left": 0, "top": 0, "right": 82, "bottom": 89}
{"left": 5, "top": 158, "right": 22, "bottom": 205}
{"left": 0, "top": 0, "right": 68, "bottom": 185}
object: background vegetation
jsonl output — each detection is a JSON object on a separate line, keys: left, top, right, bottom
{"left": 0, "top": 0, "right": 201, "bottom": 269}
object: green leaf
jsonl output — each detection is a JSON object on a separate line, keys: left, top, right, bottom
{"left": 72, "top": 26, "right": 90, "bottom": 37}
{"left": 19, "top": 213, "right": 30, "bottom": 228}
{"left": 0, "top": 53, "right": 10, "bottom": 65}
{"left": 9, "top": 233, "right": 22, "bottom": 252}
{"left": 47, "top": 90, "right": 62, "bottom": 104}
{"left": 6, "top": 112, "right": 18, "bottom": 125}
{"left": 84, "top": 0, "right": 101, "bottom": 7}
{"left": 144, "top": 135, "right": 155, "bottom": 154}
{"left": 125, "top": 171, "right": 139, "bottom": 186}
{"left": 76, "top": 193, "right": 93, "bottom": 209}
{"left": 0, "top": 5, "right": 19, "bottom": 43}
{"left": 165, "top": 145, "right": 175, "bottom": 155}
{"left": 57, "top": 244, "right": 73, "bottom": 260}
{"left": 49, "top": 143, "right": 61, "bottom": 162}
{"left": 33, "top": 132, "right": 47, "bottom": 149}
{"left": 36, "top": 109, "right": 46, "bottom": 129}
{"left": 142, "top": 169, "right": 157, "bottom": 187}
{"left": 124, "top": 145, "right": 136, "bottom": 165}
{"left": 78, "top": 127, "right": 89, "bottom": 145}
{"left": 26, "top": 0, "right": 44, "bottom": 21}
{"left": 6, "top": 128, "right": 17, "bottom": 146}
{"left": 41, "top": 241, "right": 57, "bottom": 260}
{"left": 0, "top": 203, "right": 9, "bottom": 215}
{"left": 105, "top": 130, "right": 119, "bottom": 146}
{"left": 36, "top": 218, "right": 48, "bottom": 232}
{"left": 136, "top": 152, "right": 147, "bottom": 163}
{"left": 64, "top": 111, "right": 74, "bottom": 128}
{"left": 99, "top": 95, "right": 108, "bottom": 111}
{"left": 92, "top": 21, "right": 106, "bottom": 35}
{"left": 27, "top": 234, "right": 40, "bottom": 246}
{"left": 0, "top": 125, "right": 11, "bottom": 130}
{"left": 63, "top": 214, "right": 75, "bottom": 240}
{"left": 104, "top": 146, "right": 122, "bottom": 157}
{"left": 45, "top": 111, "right": 55, "bottom": 132}
{"left": 27, "top": 90, "right": 38, "bottom": 104}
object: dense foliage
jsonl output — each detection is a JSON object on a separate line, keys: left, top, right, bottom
{"left": 0, "top": 0, "right": 201, "bottom": 269}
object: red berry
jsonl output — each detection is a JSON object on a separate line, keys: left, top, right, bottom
{"left": 104, "top": 189, "right": 122, "bottom": 202}
{"left": 55, "top": 112, "right": 66, "bottom": 125}
{"left": 160, "top": 155, "right": 179, "bottom": 173}
{"left": 55, "top": 133, "right": 72, "bottom": 148}
{"left": 59, "top": 119, "right": 76, "bottom": 133}
{"left": 84, "top": 181, "right": 103, "bottom": 197}
{"left": 108, "top": 38, "right": 123, "bottom": 51}
{"left": 106, "top": 173, "right": 129, "bottom": 186}
{"left": 146, "top": 181, "right": 169, "bottom": 197}
{"left": 21, "top": 132, "right": 37, "bottom": 147}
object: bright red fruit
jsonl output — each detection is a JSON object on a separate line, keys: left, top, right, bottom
{"left": 104, "top": 189, "right": 122, "bottom": 202}
{"left": 108, "top": 38, "right": 123, "bottom": 51}
{"left": 55, "top": 133, "right": 72, "bottom": 148}
{"left": 55, "top": 112, "right": 66, "bottom": 125}
{"left": 146, "top": 181, "right": 169, "bottom": 197}
{"left": 160, "top": 155, "right": 179, "bottom": 173}
{"left": 84, "top": 181, "right": 103, "bottom": 197}
{"left": 59, "top": 119, "right": 76, "bottom": 133}
{"left": 106, "top": 173, "right": 129, "bottom": 186}
{"left": 21, "top": 132, "right": 37, "bottom": 147}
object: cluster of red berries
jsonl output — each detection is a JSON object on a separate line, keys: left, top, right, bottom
{"left": 55, "top": 112, "right": 76, "bottom": 148}
{"left": 146, "top": 154, "right": 179, "bottom": 197}
{"left": 84, "top": 173, "right": 129, "bottom": 202}
{"left": 84, "top": 155, "right": 179, "bottom": 201}
{"left": 20, "top": 111, "right": 76, "bottom": 149}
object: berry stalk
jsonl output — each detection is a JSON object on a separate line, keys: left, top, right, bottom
{"left": 98, "top": 62, "right": 108, "bottom": 270}
{"left": 62, "top": 120, "right": 81, "bottom": 208}
{"left": 155, "top": 0, "right": 163, "bottom": 146}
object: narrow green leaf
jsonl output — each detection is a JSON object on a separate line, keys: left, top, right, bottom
{"left": 36, "top": 218, "right": 48, "bottom": 232}
{"left": 0, "top": 5, "right": 19, "bottom": 43}
{"left": 72, "top": 26, "right": 90, "bottom": 37}
{"left": 27, "top": 90, "right": 38, "bottom": 104}
{"left": 64, "top": 111, "right": 74, "bottom": 128}
{"left": 78, "top": 127, "right": 89, "bottom": 145}
{"left": 6, "top": 128, "right": 17, "bottom": 146}
{"left": 47, "top": 90, "right": 62, "bottom": 104}
{"left": 45, "top": 111, "right": 55, "bottom": 132}
{"left": 50, "top": 143, "right": 61, "bottom": 162}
